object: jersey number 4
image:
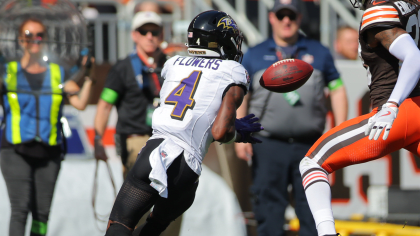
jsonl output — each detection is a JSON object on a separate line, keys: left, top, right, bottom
{"left": 165, "top": 70, "right": 202, "bottom": 120}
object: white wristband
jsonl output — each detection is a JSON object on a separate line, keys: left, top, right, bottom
{"left": 224, "top": 130, "right": 237, "bottom": 144}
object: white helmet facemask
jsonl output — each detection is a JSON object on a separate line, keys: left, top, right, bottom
{"left": 349, "top": 0, "right": 367, "bottom": 10}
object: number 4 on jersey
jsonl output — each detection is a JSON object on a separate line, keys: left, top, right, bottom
{"left": 165, "top": 70, "right": 202, "bottom": 120}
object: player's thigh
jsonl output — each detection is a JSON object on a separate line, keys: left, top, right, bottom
{"left": 152, "top": 181, "right": 198, "bottom": 222}
{"left": 153, "top": 155, "right": 199, "bottom": 221}
{"left": 307, "top": 110, "right": 405, "bottom": 173}
{"left": 166, "top": 154, "right": 199, "bottom": 194}
{"left": 129, "top": 138, "right": 164, "bottom": 183}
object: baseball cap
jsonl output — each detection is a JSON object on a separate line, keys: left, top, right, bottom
{"left": 131, "top": 11, "right": 162, "bottom": 31}
{"left": 271, "top": 0, "right": 299, "bottom": 14}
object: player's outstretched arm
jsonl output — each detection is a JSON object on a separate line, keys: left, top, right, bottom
{"left": 364, "top": 27, "right": 420, "bottom": 140}
{"left": 235, "top": 94, "right": 254, "bottom": 162}
{"left": 212, "top": 85, "right": 244, "bottom": 143}
{"left": 375, "top": 28, "right": 420, "bottom": 105}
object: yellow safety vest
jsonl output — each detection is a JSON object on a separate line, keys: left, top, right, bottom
{"left": 2, "top": 61, "right": 64, "bottom": 145}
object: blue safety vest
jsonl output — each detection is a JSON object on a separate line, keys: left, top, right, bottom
{"left": 2, "top": 61, "right": 64, "bottom": 145}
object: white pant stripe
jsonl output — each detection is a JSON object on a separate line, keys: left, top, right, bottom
{"left": 313, "top": 126, "right": 366, "bottom": 162}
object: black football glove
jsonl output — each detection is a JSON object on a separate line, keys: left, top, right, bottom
{"left": 94, "top": 138, "right": 108, "bottom": 162}
{"left": 235, "top": 114, "right": 264, "bottom": 144}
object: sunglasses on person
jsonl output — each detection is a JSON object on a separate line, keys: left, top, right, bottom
{"left": 276, "top": 11, "right": 297, "bottom": 21}
{"left": 22, "top": 30, "right": 45, "bottom": 43}
{"left": 137, "top": 28, "right": 161, "bottom": 37}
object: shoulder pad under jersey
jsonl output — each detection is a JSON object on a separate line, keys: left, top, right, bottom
{"left": 360, "top": 0, "right": 402, "bottom": 34}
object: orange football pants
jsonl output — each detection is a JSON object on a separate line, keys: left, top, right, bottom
{"left": 306, "top": 96, "right": 420, "bottom": 173}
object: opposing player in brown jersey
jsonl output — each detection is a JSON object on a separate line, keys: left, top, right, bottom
{"left": 299, "top": 0, "right": 420, "bottom": 235}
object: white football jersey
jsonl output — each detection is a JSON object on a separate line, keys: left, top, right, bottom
{"left": 152, "top": 55, "right": 249, "bottom": 163}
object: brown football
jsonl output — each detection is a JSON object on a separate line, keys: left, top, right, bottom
{"left": 259, "top": 59, "right": 313, "bottom": 93}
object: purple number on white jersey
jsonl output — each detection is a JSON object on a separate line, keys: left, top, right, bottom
{"left": 165, "top": 70, "right": 202, "bottom": 120}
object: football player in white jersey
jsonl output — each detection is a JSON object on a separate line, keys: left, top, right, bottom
{"left": 105, "top": 10, "right": 264, "bottom": 236}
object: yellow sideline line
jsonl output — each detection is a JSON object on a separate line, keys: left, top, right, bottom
{"left": 289, "top": 218, "right": 420, "bottom": 236}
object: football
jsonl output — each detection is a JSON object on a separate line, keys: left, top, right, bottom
{"left": 259, "top": 59, "right": 313, "bottom": 93}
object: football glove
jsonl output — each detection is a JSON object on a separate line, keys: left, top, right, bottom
{"left": 94, "top": 138, "right": 108, "bottom": 162}
{"left": 365, "top": 102, "right": 398, "bottom": 140}
{"left": 235, "top": 114, "right": 264, "bottom": 144}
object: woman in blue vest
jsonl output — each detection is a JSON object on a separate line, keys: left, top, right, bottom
{"left": 0, "top": 18, "right": 93, "bottom": 236}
